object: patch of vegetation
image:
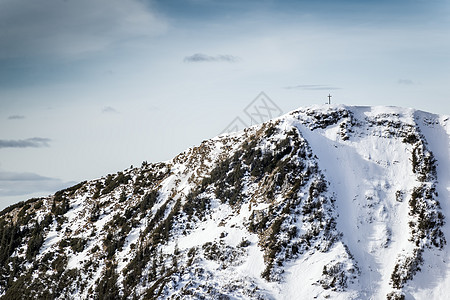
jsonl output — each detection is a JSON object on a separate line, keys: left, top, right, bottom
{"left": 102, "top": 172, "right": 131, "bottom": 195}
{"left": 306, "top": 108, "right": 351, "bottom": 130}
{"left": 59, "top": 237, "right": 87, "bottom": 253}
{"left": 182, "top": 191, "right": 211, "bottom": 221}
{"left": 0, "top": 220, "right": 27, "bottom": 288}
{"left": 26, "top": 226, "right": 44, "bottom": 261}
{"left": 122, "top": 199, "right": 181, "bottom": 294}
{"left": 51, "top": 254, "right": 68, "bottom": 275}
{"left": 1, "top": 271, "right": 33, "bottom": 299}
{"left": 318, "top": 261, "right": 354, "bottom": 291}
{"left": 391, "top": 248, "right": 424, "bottom": 289}
{"left": 403, "top": 133, "right": 419, "bottom": 144}
{"left": 51, "top": 196, "right": 70, "bottom": 216}
{"left": 387, "top": 291, "right": 406, "bottom": 300}
{"left": 202, "top": 240, "right": 245, "bottom": 269}
{"left": 90, "top": 203, "right": 101, "bottom": 222}
{"left": 95, "top": 262, "right": 120, "bottom": 300}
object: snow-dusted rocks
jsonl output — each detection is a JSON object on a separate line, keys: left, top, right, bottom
{"left": 0, "top": 105, "right": 448, "bottom": 300}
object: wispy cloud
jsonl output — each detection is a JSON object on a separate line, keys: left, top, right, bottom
{"left": 398, "top": 79, "right": 414, "bottom": 85}
{"left": 7, "top": 115, "right": 25, "bottom": 120}
{"left": 0, "top": 138, "right": 51, "bottom": 149}
{"left": 184, "top": 53, "right": 240, "bottom": 63}
{"left": 102, "top": 106, "right": 119, "bottom": 114}
{"left": 0, "top": 171, "right": 53, "bottom": 182}
{"left": 0, "top": 170, "right": 75, "bottom": 197}
{"left": 285, "top": 84, "right": 341, "bottom": 91}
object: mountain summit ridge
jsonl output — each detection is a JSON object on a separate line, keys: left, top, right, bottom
{"left": 0, "top": 105, "right": 449, "bottom": 300}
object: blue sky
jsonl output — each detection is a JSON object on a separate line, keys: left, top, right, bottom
{"left": 0, "top": 0, "right": 449, "bottom": 210}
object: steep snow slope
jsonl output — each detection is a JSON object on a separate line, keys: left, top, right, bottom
{"left": 407, "top": 111, "right": 450, "bottom": 299}
{"left": 0, "top": 105, "right": 448, "bottom": 300}
{"left": 285, "top": 105, "right": 449, "bottom": 299}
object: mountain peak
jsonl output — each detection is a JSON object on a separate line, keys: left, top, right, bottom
{"left": 1, "top": 105, "right": 449, "bottom": 299}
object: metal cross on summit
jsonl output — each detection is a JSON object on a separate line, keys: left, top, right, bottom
{"left": 327, "top": 94, "right": 332, "bottom": 104}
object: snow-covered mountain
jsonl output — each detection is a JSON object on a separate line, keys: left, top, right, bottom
{"left": 1, "top": 105, "right": 449, "bottom": 300}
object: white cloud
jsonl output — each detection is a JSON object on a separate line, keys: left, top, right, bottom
{"left": 102, "top": 106, "right": 119, "bottom": 114}
{"left": 184, "top": 53, "right": 240, "bottom": 63}
{"left": 398, "top": 79, "right": 414, "bottom": 85}
{"left": 0, "top": 0, "right": 167, "bottom": 59}
{"left": 0, "top": 170, "right": 75, "bottom": 197}
{"left": 285, "top": 85, "right": 341, "bottom": 91}
{"left": 0, "top": 137, "right": 51, "bottom": 148}
{"left": 7, "top": 115, "right": 25, "bottom": 120}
